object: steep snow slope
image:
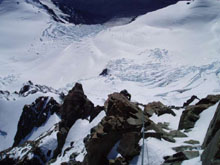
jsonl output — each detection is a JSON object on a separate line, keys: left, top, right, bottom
{"left": 0, "top": 0, "right": 104, "bottom": 91}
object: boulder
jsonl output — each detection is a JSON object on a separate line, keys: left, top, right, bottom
{"left": 117, "top": 132, "right": 141, "bottom": 160}
{"left": 169, "top": 130, "right": 187, "bottom": 138}
{"left": 172, "top": 145, "right": 200, "bottom": 152}
{"left": 144, "top": 101, "right": 176, "bottom": 117}
{"left": 13, "top": 96, "right": 59, "bottom": 147}
{"left": 201, "top": 103, "right": 220, "bottom": 165}
{"left": 184, "top": 140, "right": 200, "bottom": 145}
{"left": 83, "top": 91, "right": 149, "bottom": 165}
{"left": 183, "top": 95, "right": 200, "bottom": 107}
{"left": 163, "top": 151, "right": 199, "bottom": 164}
{"left": 147, "top": 122, "right": 176, "bottom": 143}
{"left": 99, "top": 68, "right": 109, "bottom": 76}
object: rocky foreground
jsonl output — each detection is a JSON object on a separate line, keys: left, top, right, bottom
{"left": 0, "top": 83, "right": 220, "bottom": 165}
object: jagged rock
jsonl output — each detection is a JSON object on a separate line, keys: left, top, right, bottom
{"left": 119, "top": 90, "right": 131, "bottom": 101}
{"left": 184, "top": 140, "right": 200, "bottom": 145}
{"left": 18, "top": 81, "right": 61, "bottom": 97}
{"left": 179, "top": 95, "right": 220, "bottom": 130}
{"left": 54, "top": 83, "right": 95, "bottom": 158}
{"left": 83, "top": 91, "right": 149, "bottom": 165}
{"left": 169, "top": 130, "right": 187, "bottom": 138}
{"left": 182, "top": 95, "right": 200, "bottom": 107}
{"left": 99, "top": 68, "right": 109, "bottom": 76}
{"left": 144, "top": 101, "right": 176, "bottom": 117}
{"left": 201, "top": 103, "right": 220, "bottom": 165}
{"left": 163, "top": 151, "right": 199, "bottom": 164}
{"left": 0, "top": 124, "right": 60, "bottom": 165}
{"left": 157, "top": 122, "right": 170, "bottom": 130}
{"left": 147, "top": 122, "right": 176, "bottom": 143}
{"left": 117, "top": 132, "right": 141, "bottom": 160}
{"left": 13, "top": 96, "right": 59, "bottom": 147}
{"left": 196, "top": 95, "right": 220, "bottom": 105}
{"left": 144, "top": 132, "right": 162, "bottom": 140}
{"left": 60, "top": 83, "right": 94, "bottom": 128}
{"left": 172, "top": 145, "right": 200, "bottom": 152}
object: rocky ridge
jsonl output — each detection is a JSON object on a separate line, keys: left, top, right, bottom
{"left": 0, "top": 83, "right": 220, "bottom": 165}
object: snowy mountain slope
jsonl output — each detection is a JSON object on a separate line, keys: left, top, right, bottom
{"left": 1, "top": 0, "right": 220, "bottom": 164}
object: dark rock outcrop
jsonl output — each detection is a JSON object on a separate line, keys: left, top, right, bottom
{"left": 163, "top": 151, "right": 199, "bottom": 165}
{"left": 18, "top": 81, "right": 62, "bottom": 97}
{"left": 117, "top": 132, "right": 141, "bottom": 160}
{"left": 99, "top": 68, "right": 109, "bottom": 76}
{"left": 183, "top": 95, "right": 200, "bottom": 107}
{"left": 178, "top": 95, "right": 220, "bottom": 130}
{"left": 0, "top": 124, "right": 60, "bottom": 165}
{"left": 144, "top": 101, "right": 176, "bottom": 117}
{"left": 172, "top": 145, "right": 200, "bottom": 152}
{"left": 83, "top": 92, "right": 149, "bottom": 165}
{"left": 53, "top": 83, "right": 95, "bottom": 158}
{"left": 59, "top": 83, "right": 94, "bottom": 128}
{"left": 201, "top": 102, "right": 220, "bottom": 165}
{"left": 13, "top": 96, "right": 60, "bottom": 147}
{"left": 1, "top": 83, "right": 98, "bottom": 164}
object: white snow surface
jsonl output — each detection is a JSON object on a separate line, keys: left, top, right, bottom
{"left": 1, "top": 0, "right": 220, "bottom": 164}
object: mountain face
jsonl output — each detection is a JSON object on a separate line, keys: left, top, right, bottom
{"left": 1, "top": 0, "right": 220, "bottom": 164}
{"left": 49, "top": 0, "right": 179, "bottom": 24}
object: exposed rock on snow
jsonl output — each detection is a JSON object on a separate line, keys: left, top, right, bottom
{"left": 144, "top": 101, "right": 176, "bottom": 117}
{"left": 99, "top": 68, "right": 109, "bottom": 77}
{"left": 182, "top": 95, "right": 200, "bottom": 108}
{"left": 1, "top": 83, "right": 220, "bottom": 165}
{"left": 163, "top": 151, "right": 199, "bottom": 165}
{"left": 18, "top": 81, "right": 61, "bottom": 97}
{"left": 53, "top": 83, "right": 96, "bottom": 158}
{"left": 178, "top": 95, "right": 220, "bottom": 130}
{"left": 83, "top": 91, "right": 147, "bottom": 165}
{"left": 13, "top": 96, "right": 60, "bottom": 147}
{"left": 0, "top": 124, "right": 59, "bottom": 165}
{"left": 201, "top": 102, "right": 220, "bottom": 165}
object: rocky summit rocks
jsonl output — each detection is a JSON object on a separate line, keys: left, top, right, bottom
{"left": 13, "top": 96, "right": 59, "bottom": 147}
{"left": 53, "top": 83, "right": 96, "bottom": 158}
{"left": 178, "top": 95, "right": 220, "bottom": 130}
{"left": 59, "top": 83, "right": 94, "bottom": 128}
{"left": 18, "top": 81, "right": 61, "bottom": 97}
{"left": 83, "top": 91, "right": 148, "bottom": 165}
{"left": 1, "top": 83, "right": 219, "bottom": 165}
{"left": 144, "top": 101, "right": 176, "bottom": 117}
{"left": 201, "top": 102, "right": 220, "bottom": 165}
